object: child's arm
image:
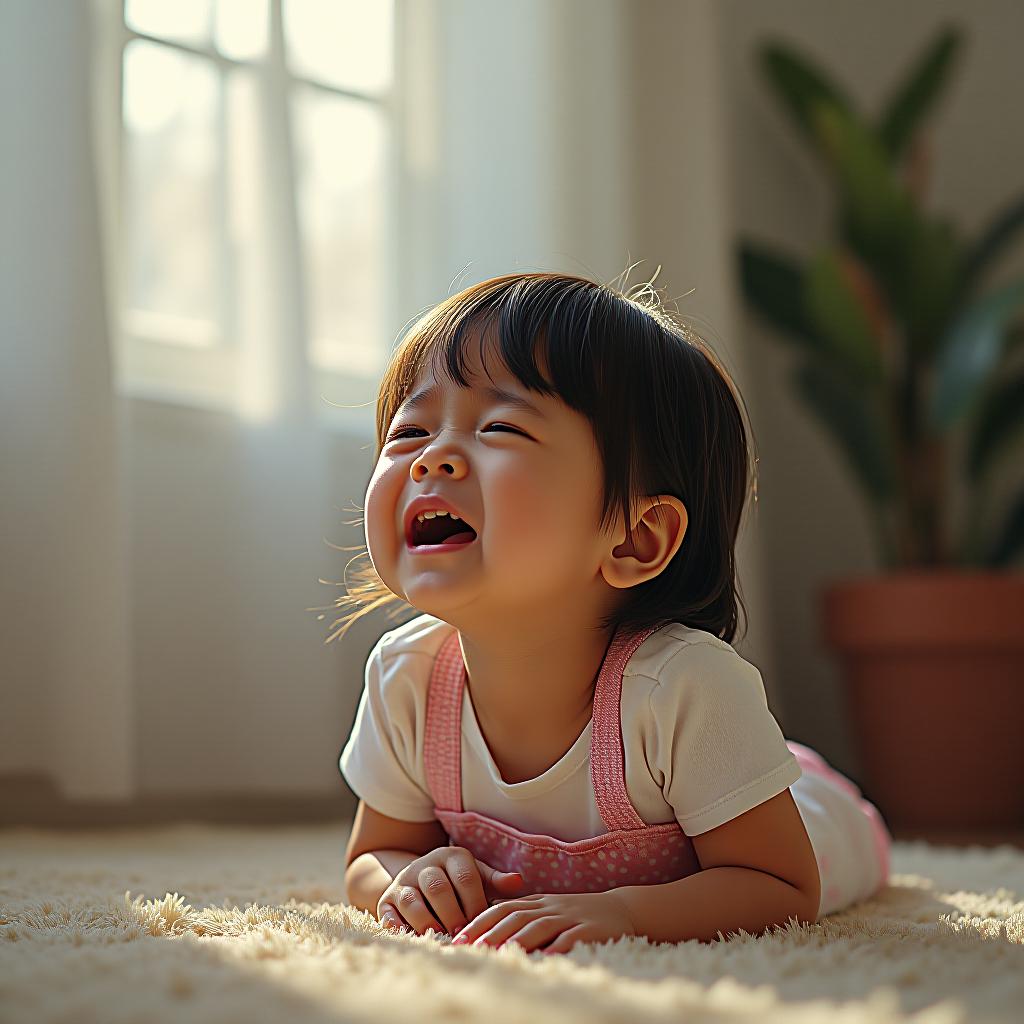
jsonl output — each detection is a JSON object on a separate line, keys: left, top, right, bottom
{"left": 344, "top": 799, "right": 450, "bottom": 916}
{"left": 608, "top": 788, "right": 821, "bottom": 943}
{"left": 347, "top": 850, "right": 426, "bottom": 915}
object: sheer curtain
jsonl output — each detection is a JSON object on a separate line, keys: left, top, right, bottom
{"left": 0, "top": 0, "right": 134, "bottom": 799}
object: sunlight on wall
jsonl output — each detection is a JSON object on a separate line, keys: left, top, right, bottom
{"left": 284, "top": 0, "right": 393, "bottom": 94}
{"left": 126, "top": 0, "right": 269, "bottom": 58}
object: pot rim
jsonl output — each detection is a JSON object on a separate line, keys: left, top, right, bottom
{"left": 821, "top": 569, "right": 1024, "bottom": 650}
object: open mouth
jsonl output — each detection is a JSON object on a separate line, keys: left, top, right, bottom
{"left": 408, "top": 512, "right": 478, "bottom": 550}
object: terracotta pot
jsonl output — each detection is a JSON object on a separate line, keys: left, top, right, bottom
{"left": 822, "top": 570, "right": 1024, "bottom": 830}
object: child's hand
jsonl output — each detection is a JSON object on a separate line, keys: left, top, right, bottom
{"left": 377, "top": 847, "right": 530, "bottom": 937}
{"left": 450, "top": 890, "right": 636, "bottom": 954}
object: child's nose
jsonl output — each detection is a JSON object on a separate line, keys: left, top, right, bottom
{"left": 412, "top": 449, "right": 468, "bottom": 479}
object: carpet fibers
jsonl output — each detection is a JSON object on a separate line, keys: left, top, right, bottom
{"left": 1, "top": 823, "right": 1022, "bottom": 1023}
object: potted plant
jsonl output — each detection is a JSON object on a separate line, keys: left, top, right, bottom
{"left": 737, "top": 25, "right": 1024, "bottom": 830}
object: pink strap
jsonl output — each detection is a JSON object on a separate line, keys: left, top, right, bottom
{"left": 423, "top": 630, "right": 466, "bottom": 812}
{"left": 423, "top": 624, "right": 660, "bottom": 833}
{"left": 590, "top": 625, "right": 659, "bottom": 830}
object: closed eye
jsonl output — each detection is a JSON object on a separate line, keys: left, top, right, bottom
{"left": 483, "top": 423, "right": 526, "bottom": 435}
{"left": 385, "top": 423, "right": 527, "bottom": 442}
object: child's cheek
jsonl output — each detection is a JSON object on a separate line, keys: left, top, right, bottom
{"left": 363, "top": 466, "right": 400, "bottom": 561}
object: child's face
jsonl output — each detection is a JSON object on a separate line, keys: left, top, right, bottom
{"left": 365, "top": 336, "right": 617, "bottom": 623}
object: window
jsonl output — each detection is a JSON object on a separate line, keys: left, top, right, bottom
{"left": 102, "top": 0, "right": 395, "bottom": 429}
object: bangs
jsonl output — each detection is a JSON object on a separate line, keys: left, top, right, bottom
{"left": 375, "top": 274, "right": 607, "bottom": 445}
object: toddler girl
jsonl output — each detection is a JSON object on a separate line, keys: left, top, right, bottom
{"left": 336, "top": 271, "right": 891, "bottom": 953}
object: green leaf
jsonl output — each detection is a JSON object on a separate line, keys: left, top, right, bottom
{"left": 811, "top": 102, "right": 925, "bottom": 325}
{"left": 758, "top": 43, "right": 856, "bottom": 156}
{"left": 902, "top": 215, "right": 963, "bottom": 356}
{"left": 1007, "top": 319, "right": 1024, "bottom": 356}
{"left": 966, "top": 370, "right": 1024, "bottom": 482}
{"left": 930, "top": 279, "right": 1024, "bottom": 429}
{"left": 737, "top": 242, "right": 820, "bottom": 347}
{"left": 813, "top": 103, "right": 908, "bottom": 244}
{"left": 793, "top": 358, "right": 896, "bottom": 501}
{"left": 959, "top": 192, "right": 1024, "bottom": 299}
{"left": 875, "top": 26, "right": 963, "bottom": 161}
{"left": 803, "top": 249, "right": 884, "bottom": 383}
{"left": 813, "top": 103, "right": 969, "bottom": 349}
{"left": 984, "top": 487, "right": 1024, "bottom": 567}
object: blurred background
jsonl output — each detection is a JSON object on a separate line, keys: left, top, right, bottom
{"left": 1, "top": 0, "right": 1022, "bottom": 836}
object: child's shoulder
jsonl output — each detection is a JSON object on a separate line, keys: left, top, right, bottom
{"left": 362, "top": 613, "right": 455, "bottom": 706}
{"left": 371, "top": 612, "right": 456, "bottom": 666}
{"left": 625, "top": 621, "right": 753, "bottom": 687}
{"left": 626, "top": 623, "right": 776, "bottom": 743}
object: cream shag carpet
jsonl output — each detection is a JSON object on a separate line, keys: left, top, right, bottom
{"left": 1, "top": 823, "right": 1022, "bottom": 1024}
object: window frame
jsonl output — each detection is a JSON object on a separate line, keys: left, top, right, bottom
{"left": 92, "top": 0, "right": 400, "bottom": 437}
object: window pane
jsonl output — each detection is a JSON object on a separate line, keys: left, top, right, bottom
{"left": 122, "top": 41, "right": 223, "bottom": 342}
{"left": 292, "top": 87, "right": 386, "bottom": 374}
{"left": 283, "top": 0, "right": 393, "bottom": 94}
{"left": 215, "top": 0, "right": 268, "bottom": 61}
{"left": 125, "top": 0, "right": 212, "bottom": 47}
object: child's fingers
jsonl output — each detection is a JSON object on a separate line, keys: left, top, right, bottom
{"left": 383, "top": 889, "right": 444, "bottom": 936}
{"left": 475, "top": 858, "right": 525, "bottom": 905}
{"left": 444, "top": 852, "right": 500, "bottom": 924}
{"left": 418, "top": 866, "right": 474, "bottom": 935}
{"left": 379, "top": 904, "right": 409, "bottom": 932}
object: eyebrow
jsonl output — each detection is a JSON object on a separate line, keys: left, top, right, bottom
{"left": 400, "top": 383, "right": 546, "bottom": 418}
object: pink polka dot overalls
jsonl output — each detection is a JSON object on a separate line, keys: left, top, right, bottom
{"left": 422, "top": 622, "right": 893, "bottom": 916}
{"left": 422, "top": 624, "right": 703, "bottom": 894}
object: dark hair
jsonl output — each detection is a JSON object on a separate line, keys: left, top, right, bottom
{"left": 320, "top": 271, "right": 758, "bottom": 646}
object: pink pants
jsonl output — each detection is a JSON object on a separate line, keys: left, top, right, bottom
{"left": 786, "top": 741, "right": 892, "bottom": 918}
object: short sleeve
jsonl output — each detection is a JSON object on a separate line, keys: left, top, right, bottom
{"left": 649, "top": 642, "right": 802, "bottom": 836}
{"left": 338, "top": 638, "right": 438, "bottom": 823}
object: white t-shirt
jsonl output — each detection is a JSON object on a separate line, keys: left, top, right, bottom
{"left": 339, "top": 613, "right": 802, "bottom": 841}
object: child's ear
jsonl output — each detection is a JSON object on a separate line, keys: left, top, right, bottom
{"left": 600, "top": 496, "right": 688, "bottom": 590}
